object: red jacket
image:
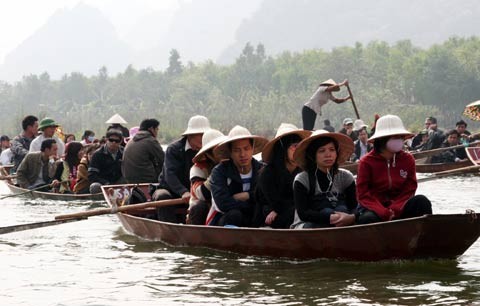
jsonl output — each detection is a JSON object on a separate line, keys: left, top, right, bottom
{"left": 356, "top": 150, "right": 417, "bottom": 221}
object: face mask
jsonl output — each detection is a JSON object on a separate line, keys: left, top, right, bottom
{"left": 386, "top": 138, "right": 404, "bottom": 153}
{"left": 88, "top": 136, "right": 95, "bottom": 142}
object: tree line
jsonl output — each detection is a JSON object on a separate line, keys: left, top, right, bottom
{"left": 1, "top": 36, "right": 480, "bottom": 141}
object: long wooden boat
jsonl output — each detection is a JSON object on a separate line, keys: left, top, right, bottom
{"left": 102, "top": 184, "right": 480, "bottom": 261}
{"left": 2, "top": 180, "right": 104, "bottom": 201}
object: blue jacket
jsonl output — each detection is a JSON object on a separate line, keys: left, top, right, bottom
{"left": 210, "top": 158, "right": 263, "bottom": 214}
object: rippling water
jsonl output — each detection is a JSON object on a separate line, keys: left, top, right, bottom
{"left": 1, "top": 175, "right": 479, "bottom": 305}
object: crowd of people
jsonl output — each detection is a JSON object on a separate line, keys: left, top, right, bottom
{"left": 1, "top": 79, "right": 477, "bottom": 229}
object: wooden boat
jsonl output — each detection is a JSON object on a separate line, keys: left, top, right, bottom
{"left": 0, "top": 167, "right": 103, "bottom": 201}
{"left": 102, "top": 184, "right": 480, "bottom": 261}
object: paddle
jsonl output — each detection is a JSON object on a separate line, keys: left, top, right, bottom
{"left": 0, "top": 217, "right": 87, "bottom": 235}
{"left": 418, "top": 165, "right": 480, "bottom": 183}
{"left": 411, "top": 141, "right": 480, "bottom": 160}
{"left": 55, "top": 197, "right": 186, "bottom": 220}
{"left": 346, "top": 84, "right": 361, "bottom": 119}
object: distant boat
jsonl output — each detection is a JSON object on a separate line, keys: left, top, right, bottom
{"left": 102, "top": 184, "right": 480, "bottom": 261}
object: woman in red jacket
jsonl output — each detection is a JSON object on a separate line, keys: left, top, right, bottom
{"left": 356, "top": 114, "right": 432, "bottom": 224}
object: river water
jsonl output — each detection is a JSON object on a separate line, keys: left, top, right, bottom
{"left": 1, "top": 174, "right": 479, "bottom": 306}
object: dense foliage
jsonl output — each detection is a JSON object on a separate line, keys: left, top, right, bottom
{"left": 1, "top": 37, "right": 480, "bottom": 141}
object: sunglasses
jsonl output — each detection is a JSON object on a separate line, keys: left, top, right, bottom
{"left": 108, "top": 138, "right": 121, "bottom": 143}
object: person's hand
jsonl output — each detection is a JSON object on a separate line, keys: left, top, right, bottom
{"left": 51, "top": 179, "right": 61, "bottom": 188}
{"left": 342, "top": 79, "right": 349, "bottom": 87}
{"left": 181, "top": 191, "right": 191, "bottom": 203}
{"left": 233, "top": 192, "right": 249, "bottom": 202}
{"left": 330, "top": 212, "right": 355, "bottom": 227}
{"left": 265, "top": 211, "right": 278, "bottom": 225}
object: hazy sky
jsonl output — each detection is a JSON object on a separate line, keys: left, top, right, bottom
{"left": 0, "top": 0, "right": 180, "bottom": 64}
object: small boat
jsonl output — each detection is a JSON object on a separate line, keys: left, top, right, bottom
{"left": 102, "top": 184, "right": 480, "bottom": 261}
{"left": 0, "top": 167, "right": 103, "bottom": 201}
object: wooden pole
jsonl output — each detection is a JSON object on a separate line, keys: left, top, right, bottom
{"left": 418, "top": 165, "right": 480, "bottom": 183}
{"left": 346, "top": 84, "right": 360, "bottom": 119}
{"left": 0, "top": 217, "right": 87, "bottom": 235}
{"left": 55, "top": 197, "right": 186, "bottom": 220}
{"left": 411, "top": 141, "right": 480, "bottom": 160}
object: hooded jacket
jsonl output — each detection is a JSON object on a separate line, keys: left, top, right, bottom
{"left": 356, "top": 150, "right": 417, "bottom": 221}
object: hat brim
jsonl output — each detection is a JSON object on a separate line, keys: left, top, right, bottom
{"left": 182, "top": 128, "right": 209, "bottom": 136}
{"left": 368, "top": 131, "right": 415, "bottom": 143}
{"left": 293, "top": 132, "right": 354, "bottom": 170}
{"left": 261, "top": 130, "right": 311, "bottom": 163}
{"left": 39, "top": 124, "right": 59, "bottom": 130}
{"left": 193, "top": 135, "right": 229, "bottom": 163}
{"left": 213, "top": 136, "right": 269, "bottom": 161}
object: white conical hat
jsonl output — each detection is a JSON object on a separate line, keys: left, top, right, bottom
{"left": 193, "top": 129, "right": 228, "bottom": 163}
{"left": 261, "top": 123, "right": 311, "bottom": 163}
{"left": 182, "top": 115, "right": 210, "bottom": 135}
{"left": 213, "top": 125, "right": 268, "bottom": 160}
{"left": 320, "top": 79, "right": 337, "bottom": 86}
{"left": 106, "top": 114, "right": 127, "bottom": 124}
{"left": 368, "top": 114, "right": 414, "bottom": 142}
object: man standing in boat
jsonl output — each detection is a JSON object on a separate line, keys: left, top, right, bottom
{"left": 10, "top": 115, "right": 38, "bottom": 172}
{"left": 152, "top": 115, "right": 210, "bottom": 223}
{"left": 16, "top": 139, "right": 60, "bottom": 191}
{"left": 302, "top": 79, "right": 351, "bottom": 130}
{"left": 29, "top": 118, "right": 65, "bottom": 158}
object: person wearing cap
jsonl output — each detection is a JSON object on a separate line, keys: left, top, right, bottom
{"left": 122, "top": 119, "right": 164, "bottom": 184}
{"left": 153, "top": 115, "right": 210, "bottom": 223}
{"left": 124, "top": 126, "right": 140, "bottom": 144}
{"left": 253, "top": 124, "right": 311, "bottom": 228}
{"left": 302, "top": 79, "right": 351, "bottom": 131}
{"left": 351, "top": 121, "right": 372, "bottom": 162}
{"left": 206, "top": 125, "right": 268, "bottom": 227}
{"left": 291, "top": 130, "right": 357, "bottom": 229}
{"left": 80, "top": 130, "right": 96, "bottom": 145}
{"left": 88, "top": 129, "right": 125, "bottom": 194}
{"left": 29, "top": 118, "right": 65, "bottom": 158}
{"left": 188, "top": 129, "right": 227, "bottom": 225}
{"left": 356, "top": 115, "right": 432, "bottom": 224}
{"left": 16, "top": 139, "right": 61, "bottom": 191}
{"left": 0, "top": 135, "right": 12, "bottom": 165}
{"left": 10, "top": 115, "right": 38, "bottom": 171}
{"left": 339, "top": 118, "right": 358, "bottom": 142}
{"left": 106, "top": 114, "right": 130, "bottom": 138}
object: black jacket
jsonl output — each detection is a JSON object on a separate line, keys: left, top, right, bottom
{"left": 88, "top": 144, "right": 123, "bottom": 185}
{"left": 158, "top": 137, "right": 197, "bottom": 197}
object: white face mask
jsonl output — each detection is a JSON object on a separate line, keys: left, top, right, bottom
{"left": 87, "top": 136, "right": 95, "bottom": 142}
{"left": 386, "top": 138, "right": 404, "bottom": 153}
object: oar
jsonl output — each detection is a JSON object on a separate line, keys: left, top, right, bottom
{"left": 55, "top": 197, "right": 186, "bottom": 220}
{"left": 0, "top": 217, "right": 87, "bottom": 235}
{"left": 418, "top": 165, "right": 480, "bottom": 183}
{"left": 411, "top": 141, "right": 480, "bottom": 160}
{"left": 346, "top": 84, "right": 361, "bottom": 119}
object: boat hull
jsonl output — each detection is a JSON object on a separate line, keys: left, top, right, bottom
{"left": 4, "top": 181, "right": 103, "bottom": 201}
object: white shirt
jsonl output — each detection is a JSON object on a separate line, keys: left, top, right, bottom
{"left": 0, "top": 148, "right": 13, "bottom": 165}
{"left": 29, "top": 134, "right": 65, "bottom": 157}
{"left": 240, "top": 170, "right": 253, "bottom": 192}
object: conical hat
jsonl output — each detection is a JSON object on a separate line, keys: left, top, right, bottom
{"left": 106, "top": 114, "right": 127, "bottom": 124}
{"left": 261, "top": 123, "right": 311, "bottom": 163}
{"left": 193, "top": 129, "right": 228, "bottom": 163}
{"left": 320, "top": 79, "right": 337, "bottom": 86}
{"left": 368, "top": 114, "right": 414, "bottom": 142}
{"left": 293, "top": 129, "right": 354, "bottom": 170}
{"left": 213, "top": 125, "right": 268, "bottom": 160}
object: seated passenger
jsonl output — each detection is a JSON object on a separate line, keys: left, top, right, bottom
{"left": 189, "top": 129, "right": 227, "bottom": 225}
{"left": 356, "top": 115, "right": 432, "bottom": 224}
{"left": 431, "top": 129, "right": 467, "bottom": 163}
{"left": 53, "top": 141, "right": 84, "bottom": 194}
{"left": 253, "top": 123, "right": 311, "bottom": 228}
{"left": 16, "top": 139, "right": 60, "bottom": 191}
{"left": 74, "top": 143, "right": 100, "bottom": 194}
{"left": 207, "top": 126, "right": 268, "bottom": 227}
{"left": 291, "top": 130, "right": 357, "bottom": 229}
{"left": 88, "top": 129, "right": 125, "bottom": 194}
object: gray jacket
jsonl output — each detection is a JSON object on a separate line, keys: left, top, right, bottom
{"left": 16, "top": 152, "right": 56, "bottom": 188}
{"left": 122, "top": 131, "right": 165, "bottom": 184}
